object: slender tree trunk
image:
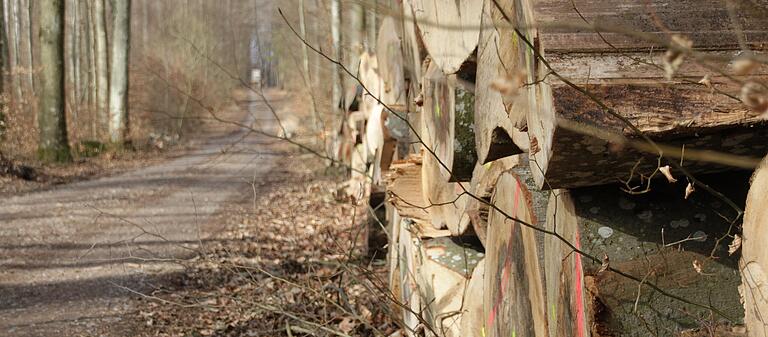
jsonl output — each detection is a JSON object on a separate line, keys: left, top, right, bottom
{"left": 298, "top": 0, "right": 321, "bottom": 136}
{"left": 9, "top": 0, "right": 22, "bottom": 101}
{"left": 107, "top": 0, "right": 129, "bottom": 144}
{"left": 22, "top": 0, "right": 33, "bottom": 94}
{"left": 85, "top": 0, "right": 97, "bottom": 138}
{"left": 66, "top": 0, "right": 76, "bottom": 134}
{"left": 38, "top": 0, "right": 71, "bottom": 162}
{"left": 0, "top": 0, "right": 7, "bottom": 128}
{"left": 92, "top": 0, "right": 108, "bottom": 136}
{"left": 342, "top": 2, "right": 364, "bottom": 110}
{"left": 330, "top": 0, "right": 341, "bottom": 114}
{"left": 310, "top": 0, "right": 320, "bottom": 91}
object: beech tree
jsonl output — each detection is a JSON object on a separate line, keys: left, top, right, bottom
{"left": 37, "top": 0, "right": 70, "bottom": 162}
{"left": 108, "top": 0, "right": 130, "bottom": 144}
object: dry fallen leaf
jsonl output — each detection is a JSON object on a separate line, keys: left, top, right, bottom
{"left": 698, "top": 74, "right": 713, "bottom": 92}
{"left": 598, "top": 253, "right": 610, "bottom": 274}
{"left": 693, "top": 259, "right": 703, "bottom": 274}
{"left": 729, "top": 234, "right": 742, "bottom": 256}
{"left": 663, "top": 35, "right": 693, "bottom": 80}
{"left": 490, "top": 71, "right": 527, "bottom": 97}
{"left": 733, "top": 57, "right": 759, "bottom": 76}
{"left": 338, "top": 317, "right": 357, "bottom": 334}
{"left": 741, "top": 81, "right": 768, "bottom": 114}
{"left": 659, "top": 165, "right": 677, "bottom": 183}
{"left": 685, "top": 182, "right": 695, "bottom": 199}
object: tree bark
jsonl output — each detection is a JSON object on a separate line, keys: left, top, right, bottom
{"left": 107, "top": 0, "right": 129, "bottom": 144}
{"left": 37, "top": 0, "right": 70, "bottom": 162}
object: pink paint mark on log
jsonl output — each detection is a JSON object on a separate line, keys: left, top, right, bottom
{"left": 574, "top": 229, "right": 585, "bottom": 337}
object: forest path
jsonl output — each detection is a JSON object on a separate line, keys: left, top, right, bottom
{"left": 0, "top": 90, "right": 286, "bottom": 336}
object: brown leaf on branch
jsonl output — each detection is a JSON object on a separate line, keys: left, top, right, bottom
{"left": 597, "top": 253, "right": 610, "bottom": 274}
{"left": 663, "top": 35, "right": 693, "bottom": 80}
{"left": 698, "top": 75, "right": 713, "bottom": 93}
{"left": 740, "top": 81, "right": 768, "bottom": 115}
{"left": 728, "top": 234, "right": 742, "bottom": 256}
{"left": 733, "top": 58, "right": 759, "bottom": 76}
{"left": 685, "top": 182, "right": 695, "bottom": 199}
{"left": 490, "top": 71, "right": 527, "bottom": 98}
{"left": 659, "top": 165, "right": 677, "bottom": 183}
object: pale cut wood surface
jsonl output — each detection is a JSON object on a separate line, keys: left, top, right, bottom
{"left": 410, "top": 0, "right": 483, "bottom": 74}
{"left": 420, "top": 60, "right": 472, "bottom": 234}
{"left": 459, "top": 258, "right": 485, "bottom": 337}
{"left": 418, "top": 236, "right": 483, "bottom": 337}
{"left": 474, "top": 0, "right": 528, "bottom": 165}
{"left": 741, "top": 155, "right": 768, "bottom": 337}
{"left": 483, "top": 172, "right": 548, "bottom": 337}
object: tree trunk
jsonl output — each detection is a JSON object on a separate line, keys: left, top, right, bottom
{"left": 459, "top": 258, "right": 485, "bottom": 337}
{"left": 544, "top": 179, "right": 747, "bottom": 337}
{"left": 410, "top": 0, "right": 482, "bottom": 74}
{"left": 342, "top": 1, "right": 364, "bottom": 112}
{"left": 22, "top": 0, "right": 32, "bottom": 94}
{"left": 298, "top": 0, "right": 321, "bottom": 137}
{"left": 107, "top": 0, "right": 129, "bottom": 144}
{"left": 474, "top": 0, "right": 527, "bottom": 165}
{"left": 420, "top": 59, "right": 476, "bottom": 234}
{"left": 504, "top": 0, "right": 768, "bottom": 189}
{"left": 37, "top": 0, "right": 70, "bottom": 162}
{"left": 464, "top": 155, "right": 520, "bottom": 246}
{"left": 330, "top": 0, "right": 341, "bottom": 112}
{"left": 416, "top": 235, "right": 483, "bottom": 337}
{"left": 483, "top": 170, "right": 549, "bottom": 337}
{"left": 8, "top": 0, "right": 22, "bottom": 101}
{"left": 741, "top": 155, "right": 768, "bottom": 337}
{"left": 392, "top": 210, "right": 424, "bottom": 337}
{"left": 0, "top": 0, "right": 6, "bottom": 130}
{"left": 92, "top": 0, "right": 108, "bottom": 136}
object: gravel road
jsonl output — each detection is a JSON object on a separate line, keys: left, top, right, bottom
{"left": 0, "top": 91, "right": 285, "bottom": 336}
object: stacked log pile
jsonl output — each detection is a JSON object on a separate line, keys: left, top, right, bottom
{"left": 335, "top": 0, "right": 768, "bottom": 336}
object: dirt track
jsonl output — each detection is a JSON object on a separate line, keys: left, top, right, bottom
{"left": 0, "top": 91, "right": 287, "bottom": 336}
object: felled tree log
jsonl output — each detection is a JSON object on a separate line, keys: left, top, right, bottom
{"left": 500, "top": 0, "right": 768, "bottom": 189}
{"left": 376, "top": 17, "right": 407, "bottom": 106}
{"left": 459, "top": 258, "right": 485, "bottom": 337}
{"left": 741, "top": 155, "right": 768, "bottom": 337}
{"left": 417, "top": 235, "right": 484, "bottom": 337}
{"left": 420, "top": 60, "right": 477, "bottom": 234}
{"left": 544, "top": 182, "right": 747, "bottom": 337}
{"left": 464, "top": 156, "right": 521, "bottom": 246}
{"left": 393, "top": 213, "right": 425, "bottom": 337}
{"left": 410, "top": 0, "right": 483, "bottom": 74}
{"left": 483, "top": 171, "right": 550, "bottom": 337}
{"left": 473, "top": 0, "right": 529, "bottom": 164}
